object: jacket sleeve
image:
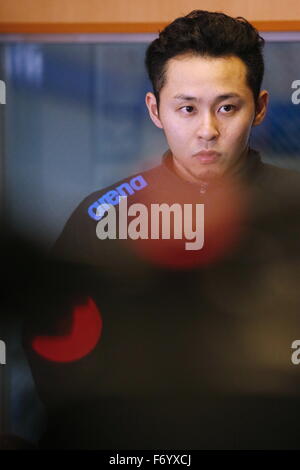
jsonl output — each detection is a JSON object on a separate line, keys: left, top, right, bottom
{"left": 52, "top": 194, "right": 101, "bottom": 266}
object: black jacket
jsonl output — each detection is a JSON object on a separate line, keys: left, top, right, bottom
{"left": 25, "top": 148, "right": 300, "bottom": 449}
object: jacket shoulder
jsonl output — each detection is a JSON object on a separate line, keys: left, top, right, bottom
{"left": 55, "top": 164, "right": 163, "bottom": 238}
{"left": 256, "top": 161, "right": 300, "bottom": 193}
{"left": 77, "top": 164, "right": 164, "bottom": 221}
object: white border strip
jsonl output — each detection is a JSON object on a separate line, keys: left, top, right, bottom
{"left": 0, "top": 31, "right": 299, "bottom": 43}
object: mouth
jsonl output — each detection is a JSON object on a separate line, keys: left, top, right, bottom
{"left": 194, "top": 150, "right": 220, "bottom": 164}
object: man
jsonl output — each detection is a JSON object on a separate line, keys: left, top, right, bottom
{"left": 26, "top": 10, "right": 300, "bottom": 449}
{"left": 52, "top": 10, "right": 296, "bottom": 268}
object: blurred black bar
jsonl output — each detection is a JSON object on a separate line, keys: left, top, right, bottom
{"left": 0, "top": 43, "right": 6, "bottom": 434}
{"left": 0, "top": 44, "right": 5, "bottom": 220}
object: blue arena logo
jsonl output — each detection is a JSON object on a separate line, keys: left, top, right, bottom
{"left": 88, "top": 175, "right": 148, "bottom": 221}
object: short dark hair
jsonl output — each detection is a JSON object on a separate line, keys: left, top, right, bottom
{"left": 145, "top": 10, "right": 265, "bottom": 107}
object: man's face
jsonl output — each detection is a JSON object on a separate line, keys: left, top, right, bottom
{"left": 146, "top": 54, "right": 268, "bottom": 183}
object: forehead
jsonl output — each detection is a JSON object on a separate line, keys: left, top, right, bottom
{"left": 161, "top": 54, "right": 251, "bottom": 99}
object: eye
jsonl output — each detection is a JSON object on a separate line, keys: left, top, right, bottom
{"left": 219, "top": 104, "right": 236, "bottom": 113}
{"left": 181, "top": 105, "right": 195, "bottom": 114}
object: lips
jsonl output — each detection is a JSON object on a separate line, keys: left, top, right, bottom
{"left": 194, "top": 150, "right": 220, "bottom": 164}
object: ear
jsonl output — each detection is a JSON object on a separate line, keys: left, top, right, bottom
{"left": 252, "top": 89, "right": 269, "bottom": 126}
{"left": 145, "top": 92, "right": 163, "bottom": 129}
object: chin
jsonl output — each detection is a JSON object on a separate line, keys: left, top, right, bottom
{"left": 194, "top": 168, "right": 220, "bottom": 181}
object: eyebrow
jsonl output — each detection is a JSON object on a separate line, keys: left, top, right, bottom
{"left": 173, "top": 93, "right": 242, "bottom": 102}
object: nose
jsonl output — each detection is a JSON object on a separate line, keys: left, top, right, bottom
{"left": 196, "top": 111, "right": 219, "bottom": 141}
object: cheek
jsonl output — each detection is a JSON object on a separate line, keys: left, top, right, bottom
{"left": 222, "top": 118, "right": 253, "bottom": 146}
{"left": 237, "top": 121, "right": 253, "bottom": 143}
{"left": 163, "top": 122, "right": 189, "bottom": 148}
